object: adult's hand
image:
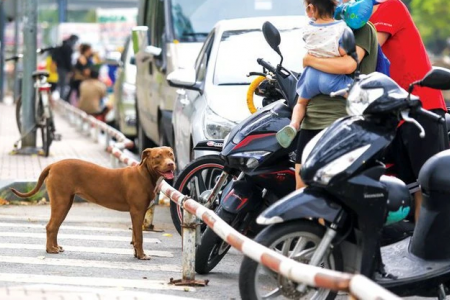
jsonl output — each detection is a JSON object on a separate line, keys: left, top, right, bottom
{"left": 302, "top": 46, "right": 365, "bottom": 75}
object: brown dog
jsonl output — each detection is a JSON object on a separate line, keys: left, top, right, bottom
{"left": 10, "top": 147, "right": 176, "bottom": 260}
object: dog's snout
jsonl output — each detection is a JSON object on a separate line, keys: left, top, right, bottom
{"left": 167, "top": 161, "right": 174, "bottom": 168}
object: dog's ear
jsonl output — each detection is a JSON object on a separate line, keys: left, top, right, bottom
{"left": 139, "top": 148, "right": 152, "bottom": 165}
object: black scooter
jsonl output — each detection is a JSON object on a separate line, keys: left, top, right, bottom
{"left": 239, "top": 24, "right": 450, "bottom": 300}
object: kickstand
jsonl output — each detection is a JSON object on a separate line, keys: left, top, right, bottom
{"left": 438, "top": 284, "right": 446, "bottom": 300}
{"left": 13, "top": 124, "right": 38, "bottom": 149}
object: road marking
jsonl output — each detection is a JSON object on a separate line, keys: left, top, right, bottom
{"left": 0, "top": 221, "right": 160, "bottom": 234}
{"left": 0, "top": 273, "right": 196, "bottom": 292}
{"left": 0, "top": 284, "right": 199, "bottom": 300}
{"left": 0, "top": 255, "right": 181, "bottom": 272}
{"left": 0, "top": 243, "right": 173, "bottom": 257}
{"left": 0, "top": 232, "right": 161, "bottom": 243}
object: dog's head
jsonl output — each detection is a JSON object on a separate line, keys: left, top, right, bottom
{"left": 140, "top": 147, "right": 176, "bottom": 180}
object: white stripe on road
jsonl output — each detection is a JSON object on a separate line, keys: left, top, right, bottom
{"left": 0, "top": 243, "right": 173, "bottom": 257}
{"left": 0, "top": 255, "right": 181, "bottom": 272}
{"left": 0, "top": 222, "right": 160, "bottom": 234}
{"left": 0, "top": 232, "right": 160, "bottom": 243}
{"left": 0, "top": 273, "right": 196, "bottom": 292}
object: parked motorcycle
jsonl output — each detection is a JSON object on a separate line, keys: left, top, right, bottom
{"left": 239, "top": 24, "right": 450, "bottom": 300}
{"left": 169, "top": 22, "right": 300, "bottom": 275}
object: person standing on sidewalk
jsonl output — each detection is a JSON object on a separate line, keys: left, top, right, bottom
{"left": 370, "top": 0, "right": 449, "bottom": 222}
{"left": 53, "top": 34, "right": 79, "bottom": 101}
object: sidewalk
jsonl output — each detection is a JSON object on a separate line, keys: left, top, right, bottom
{"left": 0, "top": 98, "right": 111, "bottom": 182}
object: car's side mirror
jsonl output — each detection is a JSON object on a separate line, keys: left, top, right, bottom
{"left": 262, "top": 21, "right": 282, "bottom": 58}
{"left": 167, "top": 68, "right": 201, "bottom": 92}
{"left": 341, "top": 27, "right": 358, "bottom": 64}
{"left": 144, "top": 45, "right": 162, "bottom": 57}
{"left": 419, "top": 67, "right": 450, "bottom": 90}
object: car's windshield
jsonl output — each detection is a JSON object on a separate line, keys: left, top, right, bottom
{"left": 170, "top": 0, "right": 305, "bottom": 42}
{"left": 213, "top": 27, "right": 304, "bottom": 85}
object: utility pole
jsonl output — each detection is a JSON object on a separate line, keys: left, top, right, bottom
{"left": 0, "top": 0, "right": 6, "bottom": 103}
{"left": 13, "top": 0, "right": 20, "bottom": 103}
{"left": 19, "top": 0, "right": 38, "bottom": 152}
{"left": 58, "top": 0, "right": 67, "bottom": 23}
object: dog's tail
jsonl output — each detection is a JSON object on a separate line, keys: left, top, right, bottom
{"left": 10, "top": 165, "right": 51, "bottom": 198}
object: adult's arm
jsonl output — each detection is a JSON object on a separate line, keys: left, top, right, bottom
{"left": 303, "top": 46, "right": 366, "bottom": 75}
{"left": 377, "top": 32, "right": 390, "bottom": 46}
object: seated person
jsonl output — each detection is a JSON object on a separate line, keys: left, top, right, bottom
{"left": 77, "top": 70, "right": 111, "bottom": 120}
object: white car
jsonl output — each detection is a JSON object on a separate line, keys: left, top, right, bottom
{"left": 168, "top": 16, "right": 307, "bottom": 169}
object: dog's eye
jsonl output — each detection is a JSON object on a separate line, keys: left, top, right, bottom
{"left": 154, "top": 155, "right": 161, "bottom": 159}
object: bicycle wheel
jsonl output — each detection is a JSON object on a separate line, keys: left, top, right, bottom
{"left": 41, "top": 118, "right": 53, "bottom": 157}
{"left": 15, "top": 96, "right": 22, "bottom": 133}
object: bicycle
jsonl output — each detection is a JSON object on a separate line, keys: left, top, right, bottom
{"left": 6, "top": 47, "right": 58, "bottom": 157}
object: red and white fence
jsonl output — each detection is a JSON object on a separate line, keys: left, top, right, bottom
{"left": 156, "top": 178, "right": 402, "bottom": 300}
{"left": 56, "top": 100, "right": 139, "bottom": 167}
{"left": 56, "top": 100, "right": 401, "bottom": 299}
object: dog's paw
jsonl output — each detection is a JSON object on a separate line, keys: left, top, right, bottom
{"left": 137, "top": 254, "right": 151, "bottom": 260}
{"left": 58, "top": 246, "right": 64, "bottom": 252}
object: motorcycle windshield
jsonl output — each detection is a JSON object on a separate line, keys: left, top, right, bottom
{"left": 301, "top": 116, "right": 394, "bottom": 184}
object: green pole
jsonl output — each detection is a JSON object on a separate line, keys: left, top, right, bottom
{"left": 20, "top": 0, "right": 38, "bottom": 148}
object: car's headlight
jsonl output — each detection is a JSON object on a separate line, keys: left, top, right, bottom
{"left": 223, "top": 133, "right": 230, "bottom": 146}
{"left": 314, "top": 144, "right": 370, "bottom": 185}
{"left": 122, "top": 83, "right": 136, "bottom": 103}
{"left": 346, "top": 85, "right": 384, "bottom": 116}
{"left": 203, "top": 106, "right": 236, "bottom": 140}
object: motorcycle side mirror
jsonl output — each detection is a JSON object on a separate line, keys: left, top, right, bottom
{"left": 262, "top": 21, "right": 283, "bottom": 60}
{"left": 418, "top": 67, "right": 450, "bottom": 90}
{"left": 341, "top": 27, "right": 358, "bottom": 64}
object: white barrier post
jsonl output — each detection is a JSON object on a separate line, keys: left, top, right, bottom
{"left": 165, "top": 192, "right": 207, "bottom": 287}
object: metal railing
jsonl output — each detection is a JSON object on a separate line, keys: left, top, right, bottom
{"left": 155, "top": 178, "right": 402, "bottom": 300}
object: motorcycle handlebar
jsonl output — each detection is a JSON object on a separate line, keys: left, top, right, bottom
{"left": 5, "top": 54, "right": 23, "bottom": 62}
{"left": 5, "top": 47, "right": 55, "bottom": 62}
{"left": 37, "top": 46, "right": 55, "bottom": 54}
{"left": 257, "top": 58, "right": 276, "bottom": 73}
{"left": 415, "top": 107, "right": 445, "bottom": 124}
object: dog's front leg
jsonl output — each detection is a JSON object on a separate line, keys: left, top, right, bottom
{"left": 130, "top": 209, "right": 150, "bottom": 260}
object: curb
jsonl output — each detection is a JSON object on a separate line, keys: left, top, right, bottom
{"left": 0, "top": 180, "right": 81, "bottom": 203}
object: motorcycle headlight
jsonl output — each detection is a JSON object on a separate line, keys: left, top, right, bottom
{"left": 346, "top": 85, "right": 384, "bottom": 116}
{"left": 203, "top": 107, "right": 236, "bottom": 140}
{"left": 314, "top": 144, "right": 370, "bottom": 185}
{"left": 230, "top": 151, "right": 271, "bottom": 169}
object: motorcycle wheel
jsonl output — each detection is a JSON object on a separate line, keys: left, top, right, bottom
{"left": 170, "top": 155, "right": 226, "bottom": 235}
{"left": 195, "top": 207, "right": 235, "bottom": 274}
{"left": 239, "top": 220, "right": 343, "bottom": 300}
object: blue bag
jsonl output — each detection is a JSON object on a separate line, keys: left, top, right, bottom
{"left": 376, "top": 44, "right": 391, "bottom": 76}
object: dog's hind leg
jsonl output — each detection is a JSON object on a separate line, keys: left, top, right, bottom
{"left": 46, "top": 194, "right": 74, "bottom": 254}
{"left": 130, "top": 209, "right": 150, "bottom": 260}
